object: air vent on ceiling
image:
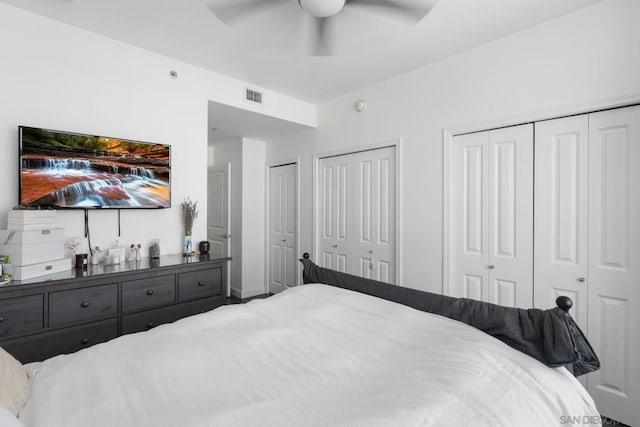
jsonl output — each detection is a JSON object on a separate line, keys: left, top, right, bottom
{"left": 245, "top": 88, "right": 263, "bottom": 104}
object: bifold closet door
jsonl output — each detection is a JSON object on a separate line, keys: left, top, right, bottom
{"left": 587, "top": 106, "right": 640, "bottom": 427}
{"left": 449, "top": 124, "right": 533, "bottom": 308}
{"left": 533, "top": 115, "right": 589, "bottom": 332}
{"left": 534, "top": 106, "right": 640, "bottom": 425}
{"left": 318, "top": 147, "right": 396, "bottom": 283}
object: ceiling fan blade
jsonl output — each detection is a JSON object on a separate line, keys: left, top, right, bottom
{"left": 207, "top": 0, "right": 289, "bottom": 24}
{"left": 346, "top": 0, "right": 433, "bottom": 22}
{"left": 311, "top": 16, "right": 335, "bottom": 57}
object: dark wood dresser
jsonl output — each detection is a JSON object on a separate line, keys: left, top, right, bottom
{"left": 0, "top": 254, "right": 229, "bottom": 363}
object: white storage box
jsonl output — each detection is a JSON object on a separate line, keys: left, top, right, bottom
{"left": 0, "top": 228, "right": 65, "bottom": 265}
{"left": 12, "top": 258, "right": 70, "bottom": 280}
{"left": 7, "top": 210, "right": 56, "bottom": 231}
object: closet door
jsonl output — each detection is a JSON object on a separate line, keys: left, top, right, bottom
{"left": 450, "top": 131, "right": 489, "bottom": 301}
{"left": 352, "top": 148, "right": 396, "bottom": 283}
{"left": 318, "top": 155, "right": 353, "bottom": 273}
{"left": 450, "top": 124, "right": 533, "bottom": 307}
{"left": 487, "top": 126, "right": 533, "bottom": 308}
{"left": 533, "top": 115, "right": 589, "bottom": 332}
{"left": 318, "top": 147, "right": 396, "bottom": 283}
{"left": 587, "top": 106, "right": 640, "bottom": 427}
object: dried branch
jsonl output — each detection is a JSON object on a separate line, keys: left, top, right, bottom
{"left": 181, "top": 197, "right": 199, "bottom": 235}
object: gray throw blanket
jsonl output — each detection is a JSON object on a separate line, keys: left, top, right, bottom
{"left": 300, "top": 257, "right": 599, "bottom": 376}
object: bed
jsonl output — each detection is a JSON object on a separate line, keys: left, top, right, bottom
{"left": 1, "top": 259, "right": 600, "bottom": 426}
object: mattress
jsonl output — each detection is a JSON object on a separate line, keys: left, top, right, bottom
{"left": 19, "top": 284, "right": 599, "bottom": 426}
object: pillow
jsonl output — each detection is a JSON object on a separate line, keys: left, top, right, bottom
{"left": 0, "top": 346, "right": 34, "bottom": 416}
{"left": 0, "top": 404, "right": 24, "bottom": 427}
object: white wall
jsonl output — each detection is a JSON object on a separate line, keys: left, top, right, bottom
{"left": 240, "top": 138, "right": 267, "bottom": 298}
{"left": 266, "top": 0, "right": 640, "bottom": 294}
{"left": 0, "top": 3, "right": 314, "bottom": 257}
{"left": 210, "top": 137, "right": 266, "bottom": 298}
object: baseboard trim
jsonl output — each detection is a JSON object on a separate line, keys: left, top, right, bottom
{"left": 230, "top": 287, "right": 242, "bottom": 299}
{"left": 240, "top": 287, "right": 266, "bottom": 299}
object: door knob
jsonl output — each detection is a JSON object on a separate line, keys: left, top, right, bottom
{"left": 221, "top": 233, "right": 231, "bottom": 239}
{"left": 488, "top": 265, "right": 495, "bottom": 269}
{"left": 332, "top": 244, "right": 338, "bottom": 248}
{"left": 282, "top": 239, "right": 286, "bottom": 242}
{"left": 578, "top": 277, "right": 586, "bottom": 283}
{"left": 368, "top": 250, "right": 375, "bottom": 254}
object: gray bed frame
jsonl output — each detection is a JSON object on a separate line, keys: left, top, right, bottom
{"left": 299, "top": 253, "right": 599, "bottom": 377}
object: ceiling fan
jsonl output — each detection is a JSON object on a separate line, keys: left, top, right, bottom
{"left": 207, "top": 0, "right": 438, "bottom": 56}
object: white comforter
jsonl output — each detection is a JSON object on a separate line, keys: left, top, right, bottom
{"left": 20, "top": 284, "right": 598, "bottom": 426}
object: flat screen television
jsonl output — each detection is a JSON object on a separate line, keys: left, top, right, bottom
{"left": 19, "top": 126, "right": 171, "bottom": 209}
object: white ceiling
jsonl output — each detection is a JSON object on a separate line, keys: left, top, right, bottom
{"left": 2, "top": 0, "right": 602, "bottom": 104}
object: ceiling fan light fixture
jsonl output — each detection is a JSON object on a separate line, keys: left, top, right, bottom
{"left": 210, "top": 0, "right": 439, "bottom": 57}
{"left": 298, "top": 0, "right": 346, "bottom": 18}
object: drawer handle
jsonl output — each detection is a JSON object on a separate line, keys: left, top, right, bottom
{"left": 81, "top": 338, "right": 90, "bottom": 345}
{"left": 146, "top": 322, "right": 154, "bottom": 330}
{"left": 147, "top": 290, "right": 154, "bottom": 296}
{"left": 0, "top": 316, "right": 4, "bottom": 323}
{"left": 198, "top": 281, "right": 205, "bottom": 287}
{"left": 80, "top": 301, "right": 90, "bottom": 308}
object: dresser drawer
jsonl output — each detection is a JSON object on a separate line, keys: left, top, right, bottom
{"left": 1, "top": 319, "right": 117, "bottom": 363}
{"left": 0, "top": 295, "right": 43, "bottom": 338}
{"left": 122, "top": 296, "right": 222, "bottom": 335}
{"left": 49, "top": 284, "right": 117, "bottom": 327}
{"left": 122, "top": 275, "right": 175, "bottom": 313}
{"left": 178, "top": 268, "right": 222, "bottom": 301}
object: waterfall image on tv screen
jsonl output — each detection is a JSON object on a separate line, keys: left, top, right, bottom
{"left": 20, "top": 127, "right": 171, "bottom": 209}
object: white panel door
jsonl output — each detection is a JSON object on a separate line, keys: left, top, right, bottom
{"left": 533, "top": 115, "right": 589, "bottom": 331}
{"left": 318, "top": 155, "right": 353, "bottom": 273}
{"left": 587, "top": 106, "right": 640, "bottom": 427}
{"left": 207, "top": 164, "right": 231, "bottom": 297}
{"left": 450, "top": 131, "right": 489, "bottom": 301}
{"left": 487, "top": 125, "right": 533, "bottom": 308}
{"left": 269, "top": 163, "right": 297, "bottom": 294}
{"left": 207, "top": 165, "right": 230, "bottom": 258}
{"left": 318, "top": 147, "right": 396, "bottom": 283}
{"left": 450, "top": 124, "right": 533, "bottom": 307}
{"left": 352, "top": 148, "right": 396, "bottom": 283}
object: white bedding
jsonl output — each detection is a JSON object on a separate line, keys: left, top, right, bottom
{"left": 19, "top": 284, "right": 598, "bottom": 426}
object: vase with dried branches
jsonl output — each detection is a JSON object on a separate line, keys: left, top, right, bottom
{"left": 181, "top": 197, "right": 199, "bottom": 256}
